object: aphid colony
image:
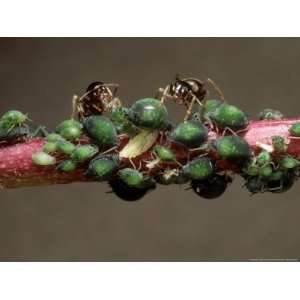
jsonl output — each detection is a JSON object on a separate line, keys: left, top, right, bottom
{"left": 1, "top": 76, "right": 300, "bottom": 201}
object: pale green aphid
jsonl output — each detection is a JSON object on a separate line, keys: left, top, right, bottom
{"left": 32, "top": 152, "right": 56, "bottom": 166}
{"left": 43, "top": 142, "right": 57, "bottom": 153}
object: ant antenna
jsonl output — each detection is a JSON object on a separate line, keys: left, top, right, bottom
{"left": 207, "top": 78, "right": 225, "bottom": 101}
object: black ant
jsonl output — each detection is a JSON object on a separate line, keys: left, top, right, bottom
{"left": 72, "top": 81, "right": 122, "bottom": 120}
{"left": 156, "top": 75, "right": 224, "bottom": 121}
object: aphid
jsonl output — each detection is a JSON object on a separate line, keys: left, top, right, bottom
{"left": 46, "top": 133, "right": 64, "bottom": 143}
{"left": 56, "top": 140, "right": 76, "bottom": 155}
{"left": 0, "top": 110, "right": 28, "bottom": 132}
{"left": 57, "top": 160, "right": 77, "bottom": 172}
{"left": 72, "top": 81, "right": 121, "bottom": 120}
{"left": 128, "top": 98, "right": 168, "bottom": 130}
{"left": 0, "top": 126, "right": 30, "bottom": 144}
{"left": 118, "top": 168, "right": 144, "bottom": 187}
{"left": 169, "top": 120, "right": 208, "bottom": 149}
{"left": 210, "top": 103, "right": 248, "bottom": 132}
{"left": 242, "top": 163, "right": 259, "bottom": 176}
{"left": 259, "top": 165, "right": 273, "bottom": 179}
{"left": 191, "top": 174, "right": 232, "bottom": 199}
{"left": 182, "top": 157, "right": 214, "bottom": 181}
{"left": 86, "top": 155, "right": 119, "bottom": 181}
{"left": 108, "top": 178, "right": 151, "bottom": 201}
{"left": 215, "top": 135, "right": 251, "bottom": 163}
{"left": 55, "top": 119, "right": 82, "bottom": 141}
{"left": 289, "top": 122, "right": 300, "bottom": 137}
{"left": 43, "top": 142, "right": 57, "bottom": 153}
{"left": 32, "top": 152, "right": 56, "bottom": 166}
{"left": 153, "top": 145, "right": 176, "bottom": 162}
{"left": 271, "top": 136, "right": 287, "bottom": 153}
{"left": 278, "top": 156, "right": 300, "bottom": 170}
{"left": 109, "top": 107, "right": 138, "bottom": 137}
{"left": 157, "top": 75, "right": 224, "bottom": 121}
{"left": 245, "top": 176, "right": 264, "bottom": 194}
{"left": 70, "top": 144, "right": 98, "bottom": 162}
{"left": 256, "top": 150, "right": 271, "bottom": 166}
{"left": 266, "top": 172, "right": 295, "bottom": 193}
{"left": 83, "top": 115, "right": 118, "bottom": 149}
{"left": 258, "top": 108, "right": 284, "bottom": 120}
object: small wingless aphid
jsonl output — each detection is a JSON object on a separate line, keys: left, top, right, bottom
{"left": 156, "top": 75, "right": 224, "bottom": 121}
{"left": 72, "top": 81, "right": 122, "bottom": 120}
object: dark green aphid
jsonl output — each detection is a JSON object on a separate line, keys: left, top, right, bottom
{"left": 153, "top": 145, "right": 176, "bottom": 162}
{"left": 70, "top": 145, "right": 98, "bottom": 162}
{"left": 258, "top": 108, "right": 284, "bottom": 120}
{"left": 83, "top": 115, "right": 118, "bottom": 148}
{"left": 56, "top": 140, "right": 76, "bottom": 155}
{"left": 259, "top": 165, "right": 273, "bottom": 179}
{"left": 0, "top": 126, "right": 29, "bottom": 142}
{"left": 169, "top": 121, "right": 208, "bottom": 148}
{"left": 43, "top": 142, "right": 57, "bottom": 153}
{"left": 256, "top": 150, "right": 271, "bottom": 166}
{"left": 32, "top": 151, "right": 56, "bottom": 166}
{"left": 191, "top": 174, "right": 231, "bottom": 199}
{"left": 211, "top": 103, "right": 248, "bottom": 131}
{"left": 1, "top": 110, "right": 28, "bottom": 128}
{"left": 289, "top": 122, "right": 300, "bottom": 137}
{"left": 201, "top": 99, "right": 223, "bottom": 120}
{"left": 128, "top": 98, "right": 168, "bottom": 130}
{"left": 267, "top": 172, "right": 295, "bottom": 193}
{"left": 279, "top": 156, "right": 300, "bottom": 170}
{"left": 272, "top": 136, "right": 287, "bottom": 152}
{"left": 46, "top": 133, "right": 64, "bottom": 143}
{"left": 86, "top": 156, "right": 119, "bottom": 181}
{"left": 108, "top": 177, "right": 153, "bottom": 201}
{"left": 55, "top": 119, "right": 82, "bottom": 141}
{"left": 183, "top": 157, "right": 214, "bottom": 181}
{"left": 216, "top": 135, "right": 251, "bottom": 162}
{"left": 118, "top": 168, "right": 144, "bottom": 188}
{"left": 245, "top": 176, "right": 264, "bottom": 194}
{"left": 269, "top": 170, "right": 284, "bottom": 181}
{"left": 57, "top": 160, "right": 77, "bottom": 172}
{"left": 109, "top": 107, "right": 138, "bottom": 137}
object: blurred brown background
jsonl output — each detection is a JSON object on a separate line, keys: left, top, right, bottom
{"left": 0, "top": 38, "right": 300, "bottom": 261}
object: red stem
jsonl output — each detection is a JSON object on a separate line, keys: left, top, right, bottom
{"left": 1, "top": 118, "right": 300, "bottom": 189}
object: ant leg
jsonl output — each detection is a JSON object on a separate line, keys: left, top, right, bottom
{"left": 129, "top": 158, "right": 137, "bottom": 169}
{"left": 207, "top": 78, "right": 225, "bottom": 101}
{"left": 160, "top": 86, "right": 170, "bottom": 105}
{"left": 72, "top": 94, "right": 79, "bottom": 119}
{"left": 101, "top": 146, "right": 118, "bottom": 156}
{"left": 183, "top": 96, "right": 197, "bottom": 122}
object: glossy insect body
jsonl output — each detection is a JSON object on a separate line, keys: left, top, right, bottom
{"left": 158, "top": 75, "right": 224, "bottom": 121}
{"left": 73, "top": 81, "right": 121, "bottom": 120}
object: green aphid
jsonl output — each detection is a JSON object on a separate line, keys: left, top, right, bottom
{"left": 109, "top": 107, "right": 138, "bottom": 137}
{"left": 279, "top": 156, "right": 300, "bottom": 170}
{"left": 57, "top": 160, "right": 77, "bottom": 172}
{"left": 46, "top": 133, "right": 64, "bottom": 143}
{"left": 43, "top": 142, "right": 57, "bottom": 153}
{"left": 183, "top": 157, "right": 214, "bottom": 181}
{"left": 267, "top": 172, "right": 295, "bottom": 193}
{"left": 70, "top": 144, "right": 98, "bottom": 162}
{"left": 216, "top": 135, "right": 251, "bottom": 162}
{"left": 271, "top": 136, "right": 287, "bottom": 152}
{"left": 258, "top": 108, "right": 284, "bottom": 120}
{"left": 169, "top": 120, "right": 208, "bottom": 148}
{"left": 1, "top": 110, "right": 28, "bottom": 127}
{"left": 211, "top": 103, "right": 248, "bottom": 131}
{"left": 0, "top": 126, "right": 29, "bottom": 142}
{"left": 56, "top": 140, "right": 76, "bottom": 155}
{"left": 55, "top": 119, "right": 82, "bottom": 141}
{"left": 259, "top": 165, "right": 273, "bottom": 179}
{"left": 242, "top": 163, "right": 259, "bottom": 176}
{"left": 256, "top": 150, "right": 271, "bottom": 166}
{"left": 201, "top": 99, "right": 223, "bottom": 120}
{"left": 289, "top": 122, "right": 300, "bottom": 137}
{"left": 245, "top": 176, "right": 264, "bottom": 194}
{"left": 153, "top": 145, "right": 175, "bottom": 162}
{"left": 128, "top": 98, "right": 168, "bottom": 130}
{"left": 86, "top": 156, "right": 119, "bottom": 181}
{"left": 83, "top": 115, "right": 118, "bottom": 148}
{"left": 118, "top": 168, "right": 144, "bottom": 188}
{"left": 32, "top": 151, "right": 56, "bottom": 166}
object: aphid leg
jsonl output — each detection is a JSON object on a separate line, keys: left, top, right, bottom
{"left": 31, "top": 126, "right": 49, "bottom": 138}
{"left": 129, "top": 158, "right": 137, "bottom": 169}
{"left": 101, "top": 146, "right": 118, "bottom": 156}
{"left": 222, "top": 127, "right": 237, "bottom": 136}
{"left": 207, "top": 78, "right": 225, "bottom": 101}
{"left": 183, "top": 96, "right": 197, "bottom": 122}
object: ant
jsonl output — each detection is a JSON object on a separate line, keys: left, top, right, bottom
{"left": 156, "top": 74, "right": 225, "bottom": 121}
{"left": 72, "top": 81, "right": 122, "bottom": 120}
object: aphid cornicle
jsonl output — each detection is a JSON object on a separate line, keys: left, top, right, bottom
{"left": 157, "top": 75, "right": 224, "bottom": 121}
{"left": 72, "top": 81, "right": 121, "bottom": 120}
